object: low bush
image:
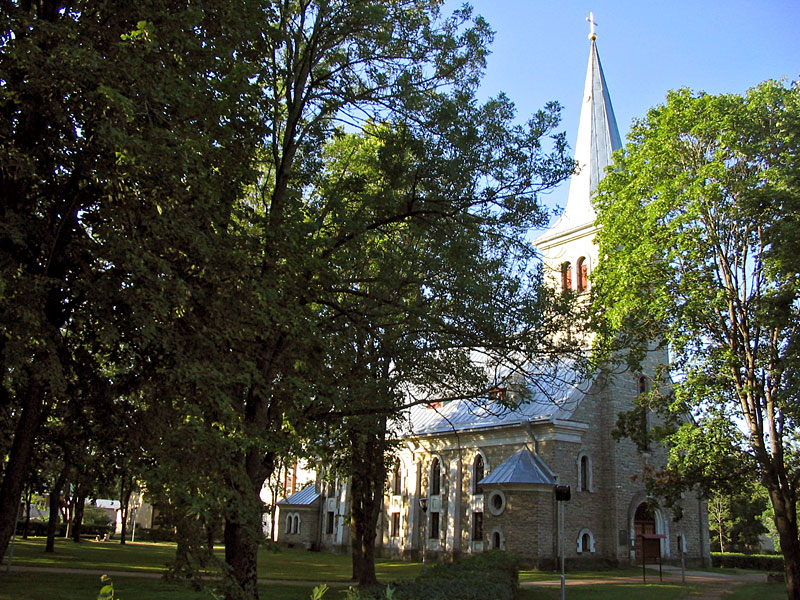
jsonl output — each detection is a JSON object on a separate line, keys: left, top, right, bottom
{"left": 712, "top": 552, "right": 784, "bottom": 571}
{"left": 354, "top": 551, "right": 519, "bottom": 600}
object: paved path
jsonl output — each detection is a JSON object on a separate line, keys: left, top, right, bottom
{"left": 522, "top": 565, "right": 765, "bottom": 600}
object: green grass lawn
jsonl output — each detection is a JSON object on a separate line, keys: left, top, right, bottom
{"left": 4, "top": 537, "right": 421, "bottom": 582}
{"left": 1, "top": 537, "right": 789, "bottom": 600}
{"left": 518, "top": 567, "right": 643, "bottom": 582}
{"left": 519, "top": 583, "right": 703, "bottom": 600}
{"left": 0, "top": 572, "right": 318, "bottom": 600}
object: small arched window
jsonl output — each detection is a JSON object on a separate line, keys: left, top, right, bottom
{"left": 286, "top": 514, "right": 292, "bottom": 534}
{"left": 431, "top": 457, "right": 441, "bottom": 496}
{"left": 576, "top": 257, "right": 588, "bottom": 292}
{"left": 561, "top": 262, "right": 572, "bottom": 292}
{"left": 293, "top": 514, "right": 300, "bottom": 535}
{"left": 392, "top": 464, "right": 402, "bottom": 496}
{"left": 493, "top": 531, "right": 501, "bottom": 549}
{"left": 473, "top": 454, "right": 485, "bottom": 494}
{"left": 577, "top": 528, "right": 595, "bottom": 553}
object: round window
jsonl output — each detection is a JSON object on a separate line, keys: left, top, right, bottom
{"left": 488, "top": 490, "right": 506, "bottom": 515}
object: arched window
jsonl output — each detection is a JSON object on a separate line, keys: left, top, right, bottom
{"left": 431, "top": 457, "right": 441, "bottom": 496}
{"left": 473, "top": 454, "right": 485, "bottom": 494}
{"left": 561, "top": 262, "right": 572, "bottom": 292}
{"left": 286, "top": 513, "right": 292, "bottom": 534}
{"left": 638, "top": 375, "right": 649, "bottom": 395}
{"left": 638, "top": 375, "right": 651, "bottom": 451}
{"left": 293, "top": 514, "right": 300, "bottom": 535}
{"left": 577, "top": 529, "right": 595, "bottom": 553}
{"left": 578, "top": 453, "right": 592, "bottom": 492}
{"left": 576, "top": 257, "right": 588, "bottom": 292}
{"left": 491, "top": 529, "right": 504, "bottom": 550}
{"left": 392, "top": 463, "right": 402, "bottom": 496}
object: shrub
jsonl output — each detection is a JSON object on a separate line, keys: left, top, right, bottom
{"left": 711, "top": 552, "right": 784, "bottom": 571}
{"left": 354, "top": 551, "right": 520, "bottom": 600}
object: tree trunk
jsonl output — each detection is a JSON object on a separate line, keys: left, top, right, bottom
{"left": 0, "top": 384, "right": 45, "bottom": 557}
{"left": 119, "top": 475, "right": 133, "bottom": 545}
{"left": 224, "top": 518, "right": 260, "bottom": 600}
{"left": 222, "top": 447, "right": 274, "bottom": 600}
{"left": 767, "top": 485, "right": 800, "bottom": 600}
{"left": 45, "top": 466, "right": 68, "bottom": 552}
{"left": 348, "top": 418, "right": 388, "bottom": 587}
{"left": 72, "top": 493, "right": 86, "bottom": 542}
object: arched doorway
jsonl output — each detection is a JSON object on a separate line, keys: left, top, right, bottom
{"left": 634, "top": 502, "right": 656, "bottom": 562}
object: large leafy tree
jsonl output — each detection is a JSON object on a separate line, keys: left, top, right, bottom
{"left": 592, "top": 81, "right": 800, "bottom": 598}
{"left": 0, "top": 0, "right": 264, "bottom": 563}
{"left": 303, "top": 88, "right": 573, "bottom": 583}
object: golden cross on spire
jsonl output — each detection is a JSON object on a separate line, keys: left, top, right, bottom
{"left": 586, "top": 12, "right": 597, "bottom": 40}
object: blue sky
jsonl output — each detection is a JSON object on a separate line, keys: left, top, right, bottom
{"left": 454, "top": 1, "right": 800, "bottom": 221}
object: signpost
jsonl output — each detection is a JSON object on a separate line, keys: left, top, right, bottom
{"left": 555, "top": 485, "right": 571, "bottom": 600}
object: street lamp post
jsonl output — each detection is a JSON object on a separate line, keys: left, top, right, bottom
{"left": 555, "top": 485, "right": 571, "bottom": 600}
{"left": 419, "top": 498, "right": 428, "bottom": 567}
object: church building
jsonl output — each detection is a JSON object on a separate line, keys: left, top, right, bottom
{"left": 277, "top": 24, "right": 711, "bottom": 568}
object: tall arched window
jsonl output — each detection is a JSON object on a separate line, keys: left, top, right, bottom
{"left": 561, "top": 262, "right": 572, "bottom": 292}
{"left": 638, "top": 375, "right": 650, "bottom": 450}
{"left": 392, "top": 464, "right": 402, "bottom": 496}
{"left": 578, "top": 453, "right": 592, "bottom": 492}
{"left": 473, "top": 454, "right": 485, "bottom": 494}
{"left": 576, "top": 257, "right": 588, "bottom": 292}
{"left": 431, "top": 457, "right": 441, "bottom": 496}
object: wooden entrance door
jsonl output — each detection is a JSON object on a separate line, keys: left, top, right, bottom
{"left": 634, "top": 503, "right": 656, "bottom": 562}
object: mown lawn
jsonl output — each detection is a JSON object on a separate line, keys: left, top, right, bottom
{"left": 2, "top": 537, "right": 789, "bottom": 600}
{"left": 4, "top": 537, "right": 421, "bottom": 581}
{"left": 0, "top": 572, "right": 318, "bottom": 600}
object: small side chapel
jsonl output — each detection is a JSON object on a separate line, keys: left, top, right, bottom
{"left": 277, "top": 23, "right": 711, "bottom": 568}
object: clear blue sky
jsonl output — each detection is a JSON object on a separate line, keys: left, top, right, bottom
{"left": 452, "top": 1, "right": 800, "bottom": 222}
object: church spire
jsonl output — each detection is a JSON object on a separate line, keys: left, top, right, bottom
{"left": 539, "top": 17, "right": 622, "bottom": 241}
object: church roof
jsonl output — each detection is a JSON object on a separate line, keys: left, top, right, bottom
{"left": 403, "top": 363, "right": 592, "bottom": 437}
{"left": 536, "top": 36, "right": 621, "bottom": 246}
{"left": 277, "top": 485, "right": 320, "bottom": 506}
{"left": 478, "top": 446, "right": 556, "bottom": 486}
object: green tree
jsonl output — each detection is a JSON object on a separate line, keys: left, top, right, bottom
{"left": 0, "top": 0, "right": 264, "bottom": 564}
{"left": 708, "top": 483, "right": 768, "bottom": 553}
{"left": 592, "top": 80, "right": 800, "bottom": 598}
{"left": 302, "top": 89, "right": 573, "bottom": 583}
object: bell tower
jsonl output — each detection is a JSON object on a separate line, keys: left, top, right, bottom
{"left": 535, "top": 13, "right": 622, "bottom": 295}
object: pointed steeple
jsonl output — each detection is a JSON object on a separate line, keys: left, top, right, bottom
{"left": 561, "top": 35, "right": 621, "bottom": 231}
{"left": 535, "top": 19, "right": 621, "bottom": 269}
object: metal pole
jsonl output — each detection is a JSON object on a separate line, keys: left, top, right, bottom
{"left": 6, "top": 498, "right": 23, "bottom": 572}
{"left": 679, "top": 535, "right": 686, "bottom": 584}
{"left": 641, "top": 535, "right": 646, "bottom": 582}
{"left": 131, "top": 508, "right": 136, "bottom": 542}
{"left": 560, "top": 501, "right": 565, "bottom": 600}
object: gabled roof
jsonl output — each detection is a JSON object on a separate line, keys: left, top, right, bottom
{"left": 403, "top": 362, "right": 593, "bottom": 437}
{"left": 536, "top": 37, "right": 621, "bottom": 247}
{"left": 478, "top": 447, "right": 556, "bottom": 486}
{"left": 277, "top": 485, "right": 320, "bottom": 506}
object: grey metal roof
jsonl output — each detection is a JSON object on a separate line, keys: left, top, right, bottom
{"left": 402, "top": 363, "right": 592, "bottom": 437}
{"left": 478, "top": 447, "right": 556, "bottom": 486}
{"left": 535, "top": 38, "right": 621, "bottom": 244}
{"left": 277, "top": 485, "right": 320, "bottom": 506}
